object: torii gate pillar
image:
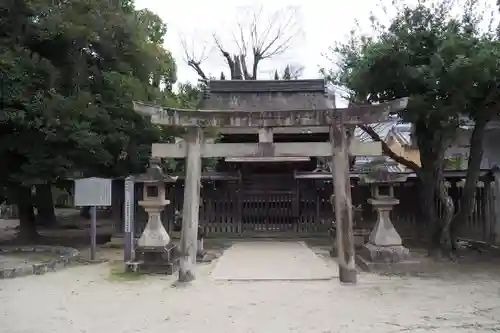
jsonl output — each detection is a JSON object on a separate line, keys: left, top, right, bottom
{"left": 330, "top": 121, "right": 357, "bottom": 283}
{"left": 178, "top": 127, "right": 203, "bottom": 282}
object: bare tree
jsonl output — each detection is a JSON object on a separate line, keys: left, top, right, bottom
{"left": 182, "top": 5, "right": 302, "bottom": 80}
{"left": 180, "top": 32, "right": 212, "bottom": 81}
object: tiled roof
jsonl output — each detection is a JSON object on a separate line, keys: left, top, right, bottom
{"left": 201, "top": 79, "right": 334, "bottom": 111}
{"left": 207, "top": 79, "right": 327, "bottom": 93}
{"left": 391, "top": 131, "right": 411, "bottom": 146}
{"left": 354, "top": 121, "right": 412, "bottom": 173}
{"left": 390, "top": 123, "right": 412, "bottom": 146}
{"left": 354, "top": 120, "right": 413, "bottom": 147}
{"left": 354, "top": 121, "right": 399, "bottom": 142}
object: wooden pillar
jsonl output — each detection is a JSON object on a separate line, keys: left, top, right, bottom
{"left": 330, "top": 122, "right": 357, "bottom": 284}
{"left": 179, "top": 127, "right": 203, "bottom": 282}
{"left": 293, "top": 179, "right": 300, "bottom": 232}
{"left": 482, "top": 180, "right": 493, "bottom": 243}
{"left": 493, "top": 170, "right": 500, "bottom": 244}
{"left": 237, "top": 177, "right": 243, "bottom": 235}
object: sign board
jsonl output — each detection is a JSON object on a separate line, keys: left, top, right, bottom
{"left": 123, "top": 176, "right": 135, "bottom": 261}
{"left": 124, "top": 177, "right": 134, "bottom": 233}
{"left": 74, "top": 177, "right": 112, "bottom": 207}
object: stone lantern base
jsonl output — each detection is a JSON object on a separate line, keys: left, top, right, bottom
{"left": 126, "top": 200, "right": 180, "bottom": 275}
{"left": 359, "top": 242, "right": 410, "bottom": 263}
{"left": 134, "top": 244, "right": 179, "bottom": 275}
{"left": 357, "top": 198, "right": 421, "bottom": 274}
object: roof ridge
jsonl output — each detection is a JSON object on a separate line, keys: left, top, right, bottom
{"left": 206, "top": 79, "right": 327, "bottom": 94}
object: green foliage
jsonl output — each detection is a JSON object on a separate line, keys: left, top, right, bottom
{"left": 174, "top": 83, "right": 203, "bottom": 109}
{"left": 325, "top": 0, "right": 500, "bottom": 245}
{"left": 0, "top": 0, "right": 191, "bottom": 188}
{"left": 326, "top": 0, "right": 500, "bottom": 167}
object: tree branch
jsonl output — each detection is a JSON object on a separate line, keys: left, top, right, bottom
{"left": 180, "top": 34, "right": 209, "bottom": 81}
{"left": 187, "top": 60, "right": 208, "bottom": 81}
{"left": 239, "top": 54, "right": 252, "bottom": 80}
{"left": 213, "top": 34, "right": 236, "bottom": 79}
{"left": 251, "top": 54, "right": 260, "bottom": 79}
{"left": 233, "top": 21, "right": 252, "bottom": 79}
{"left": 256, "top": 8, "right": 298, "bottom": 59}
{"left": 358, "top": 124, "right": 422, "bottom": 176}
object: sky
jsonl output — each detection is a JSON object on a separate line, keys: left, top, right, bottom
{"left": 133, "top": 0, "right": 389, "bottom": 91}
{"left": 132, "top": 0, "right": 494, "bottom": 106}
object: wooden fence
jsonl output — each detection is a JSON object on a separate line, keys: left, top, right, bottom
{"left": 1, "top": 176, "right": 494, "bottom": 244}
{"left": 124, "top": 175, "right": 496, "bottom": 242}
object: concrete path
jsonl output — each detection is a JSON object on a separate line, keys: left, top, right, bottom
{"left": 211, "top": 241, "right": 337, "bottom": 281}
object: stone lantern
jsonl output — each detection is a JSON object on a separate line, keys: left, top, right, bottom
{"left": 358, "top": 164, "right": 410, "bottom": 265}
{"left": 133, "top": 157, "right": 179, "bottom": 274}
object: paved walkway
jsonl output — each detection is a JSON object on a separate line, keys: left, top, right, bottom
{"left": 1, "top": 244, "right": 500, "bottom": 333}
{"left": 211, "top": 241, "right": 337, "bottom": 281}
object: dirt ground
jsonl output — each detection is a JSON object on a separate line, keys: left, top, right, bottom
{"left": 1, "top": 242, "right": 500, "bottom": 333}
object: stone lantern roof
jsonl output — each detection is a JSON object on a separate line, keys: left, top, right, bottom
{"left": 134, "top": 158, "right": 178, "bottom": 184}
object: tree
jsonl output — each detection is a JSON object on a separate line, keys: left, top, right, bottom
{"left": 325, "top": 0, "right": 500, "bottom": 252}
{"left": 174, "top": 82, "right": 203, "bottom": 109}
{"left": 181, "top": 5, "right": 302, "bottom": 80}
{"left": 448, "top": 36, "right": 500, "bottom": 245}
{"left": 282, "top": 65, "right": 292, "bottom": 80}
{"left": 272, "top": 64, "right": 304, "bottom": 80}
{"left": 280, "top": 64, "right": 304, "bottom": 80}
{"left": 0, "top": 0, "right": 178, "bottom": 240}
{"left": 448, "top": 0, "right": 500, "bottom": 244}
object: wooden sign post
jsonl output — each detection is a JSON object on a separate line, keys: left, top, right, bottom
{"left": 74, "top": 177, "right": 112, "bottom": 261}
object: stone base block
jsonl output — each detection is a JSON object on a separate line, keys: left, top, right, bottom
{"left": 125, "top": 260, "right": 178, "bottom": 275}
{"left": 133, "top": 243, "right": 180, "bottom": 275}
{"left": 360, "top": 243, "right": 410, "bottom": 263}
{"left": 137, "top": 261, "right": 179, "bottom": 275}
{"left": 339, "top": 266, "right": 357, "bottom": 284}
{"left": 356, "top": 254, "right": 424, "bottom": 275}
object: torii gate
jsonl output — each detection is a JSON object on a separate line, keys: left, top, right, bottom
{"left": 133, "top": 97, "right": 408, "bottom": 284}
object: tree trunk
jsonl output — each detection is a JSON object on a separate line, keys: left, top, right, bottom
{"left": 35, "top": 183, "right": 57, "bottom": 227}
{"left": 416, "top": 124, "right": 447, "bottom": 253}
{"left": 14, "top": 186, "right": 38, "bottom": 242}
{"left": 450, "top": 116, "right": 488, "bottom": 248}
{"left": 418, "top": 170, "right": 440, "bottom": 251}
{"left": 437, "top": 172, "right": 455, "bottom": 256}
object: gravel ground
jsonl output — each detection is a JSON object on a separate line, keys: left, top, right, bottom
{"left": 1, "top": 244, "right": 500, "bottom": 333}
